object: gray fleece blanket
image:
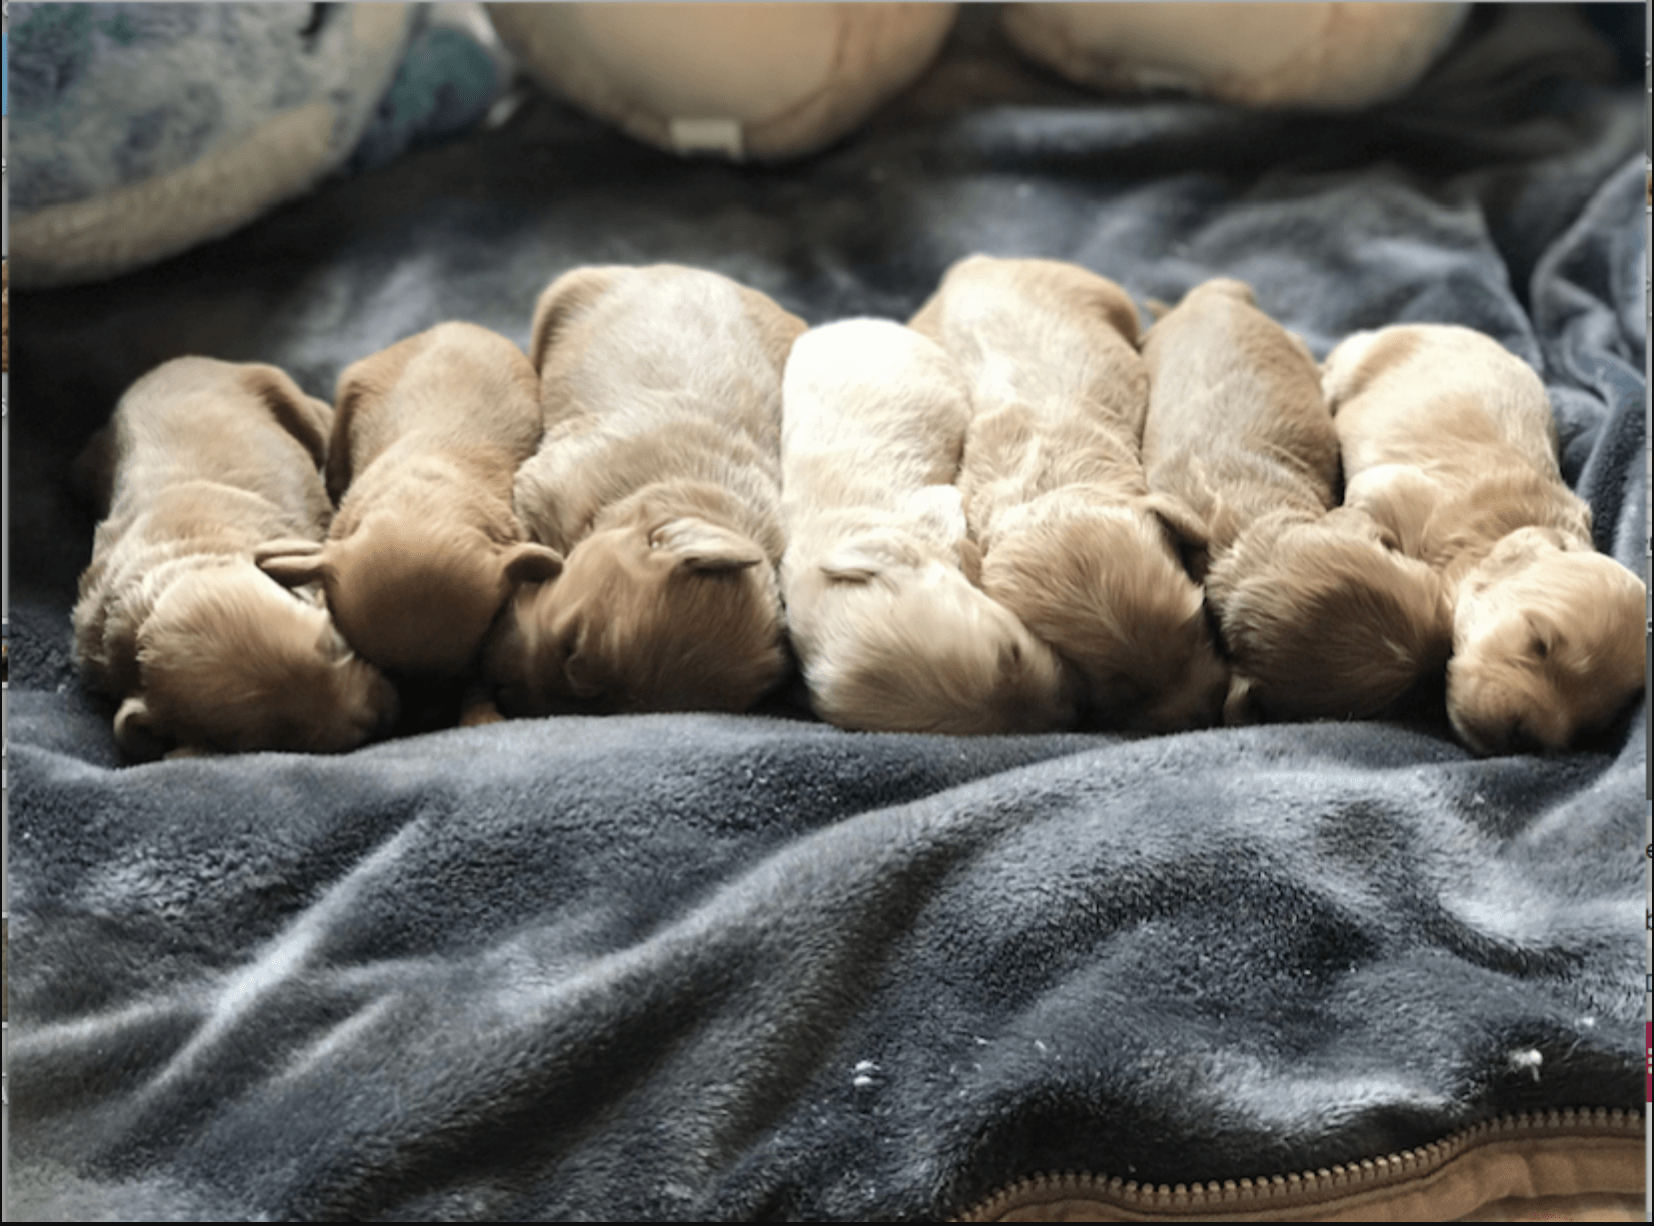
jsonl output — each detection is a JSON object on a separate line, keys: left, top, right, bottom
{"left": 6, "top": 6, "right": 1647, "bottom": 1220}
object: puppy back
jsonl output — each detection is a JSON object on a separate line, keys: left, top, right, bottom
{"left": 518, "top": 265, "right": 805, "bottom": 550}
{"left": 1139, "top": 278, "right": 1337, "bottom": 554}
{"left": 910, "top": 258, "right": 1145, "bottom": 439}
{"left": 330, "top": 322, "right": 543, "bottom": 501}
{"left": 782, "top": 319, "right": 972, "bottom": 515}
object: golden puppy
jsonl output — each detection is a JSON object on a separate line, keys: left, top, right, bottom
{"left": 1140, "top": 278, "right": 1451, "bottom": 723}
{"left": 72, "top": 358, "right": 398, "bottom": 759}
{"left": 780, "top": 318, "right": 1078, "bottom": 734}
{"left": 1322, "top": 323, "right": 1646, "bottom": 754}
{"left": 909, "top": 255, "right": 1227, "bottom": 732}
{"left": 484, "top": 264, "right": 806, "bottom": 716}
{"left": 257, "top": 323, "right": 564, "bottom": 676}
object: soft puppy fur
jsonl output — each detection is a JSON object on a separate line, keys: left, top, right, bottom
{"left": 485, "top": 264, "right": 807, "bottom": 716}
{"left": 909, "top": 255, "right": 1227, "bottom": 732}
{"left": 1140, "top": 278, "right": 1451, "bottom": 723}
{"left": 257, "top": 322, "right": 564, "bottom": 677}
{"left": 1323, "top": 323, "right": 1646, "bottom": 754}
{"left": 779, "top": 318, "right": 1077, "bottom": 734}
{"left": 72, "top": 358, "right": 398, "bottom": 759}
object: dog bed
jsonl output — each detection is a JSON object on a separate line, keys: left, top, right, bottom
{"left": 5, "top": 5, "right": 1646, "bottom": 1220}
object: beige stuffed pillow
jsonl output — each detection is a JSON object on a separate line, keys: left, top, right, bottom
{"left": 486, "top": 2, "right": 958, "bottom": 160}
{"left": 1001, "top": 2, "right": 1469, "bottom": 109}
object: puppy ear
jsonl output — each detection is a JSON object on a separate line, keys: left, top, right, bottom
{"left": 818, "top": 533, "right": 924, "bottom": 583}
{"left": 1524, "top": 611, "right": 1560, "bottom": 658}
{"left": 1322, "top": 505, "right": 1401, "bottom": 552}
{"left": 114, "top": 696, "right": 170, "bottom": 761}
{"left": 502, "top": 542, "right": 565, "bottom": 585}
{"left": 1342, "top": 464, "right": 1441, "bottom": 557}
{"left": 653, "top": 518, "right": 767, "bottom": 572}
{"left": 255, "top": 539, "right": 332, "bottom": 588}
{"left": 1142, "top": 492, "right": 1210, "bottom": 551}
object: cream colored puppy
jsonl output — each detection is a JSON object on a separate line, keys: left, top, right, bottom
{"left": 72, "top": 358, "right": 398, "bottom": 759}
{"left": 257, "top": 322, "right": 564, "bottom": 676}
{"left": 1323, "top": 323, "right": 1646, "bottom": 754}
{"left": 780, "top": 318, "right": 1078, "bottom": 734}
{"left": 1140, "top": 279, "right": 1451, "bottom": 723}
{"left": 484, "top": 264, "right": 807, "bottom": 716}
{"left": 909, "top": 255, "right": 1227, "bottom": 732}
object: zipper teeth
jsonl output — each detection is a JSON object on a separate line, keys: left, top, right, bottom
{"left": 952, "top": 1105, "right": 1640, "bottom": 1221}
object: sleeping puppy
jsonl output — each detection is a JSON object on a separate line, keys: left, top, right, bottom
{"left": 780, "top": 318, "right": 1077, "bottom": 734}
{"left": 1322, "top": 323, "right": 1646, "bottom": 754}
{"left": 483, "top": 264, "right": 806, "bottom": 716}
{"left": 909, "top": 255, "right": 1227, "bottom": 732}
{"left": 1139, "top": 278, "right": 1451, "bottom": 723}
{"left": 256, "top": 322, "right": 564, "bottom": 677}
{"left": 72, "top": 358, "right": 398, "bottom": 759}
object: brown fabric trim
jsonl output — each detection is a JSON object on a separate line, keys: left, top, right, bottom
{"left": 976, "top": 1133, "right": 1644, "bottom": 1222}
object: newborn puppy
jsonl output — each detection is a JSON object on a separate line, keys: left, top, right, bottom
{"left": 909, "top": 255, "right": 1227, "bottom": 732}
{"left": 72, "top": 358, "right": 398, "bottom": 759}
{"left": 780, "top": 318, "right": 1077, "bottom": 734}
{"left": 485, "top": 264, "right": 806, "bottom": 716}
{"left": 257, "top": 323, "right": 564, "bottom": 676}
{"left": 1140, "top": 278, "right": 1451, "bottom": 723}
{"left": 1323, "top": 324, "right": 1646, "bottom": 754}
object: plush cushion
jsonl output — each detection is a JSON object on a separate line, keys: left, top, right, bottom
{"left": 486, "top": 1, "right": 959, "bottom": 160}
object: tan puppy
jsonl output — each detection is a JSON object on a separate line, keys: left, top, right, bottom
{"left": 1323, "top": 324, "right": 1646, "bottom": 754}
{"left": 257, "top": 323, "right": 564, "bottom": 676}
{"left": 484, "top": 264, "right": 806, "bottom": 716}
{"left": 72, "top": 358, "right": 398, "bottom": 759}
{"left": 780, "top": 318, "right": 1078, "bottom": 734}
{"left": 909, "top": 255, "right": 1227, "bottom": 732}
{"left": 1140, "top": 279, "right": 1451, "bottom": 723}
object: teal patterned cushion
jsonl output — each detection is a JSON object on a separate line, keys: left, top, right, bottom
{"left": 7, "top": 2, "right": 415, "bottom": 287}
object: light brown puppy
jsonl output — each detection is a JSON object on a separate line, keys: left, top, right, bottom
{"left": 1323, "top": 324, "right": 1646, "bottom": 754}
{"left": 780, "top": 318, "right": 1078, "bottom": 734}
{"left": 257, "top": 322, "right": 564, "bottom": 677}
{"left": 909, "top": 255, "right": 1227, "bottom": 732}
{"left": 72, "top": 358, "right": 398, "bottom": 759}
{"left": 484, "top": 264, "right": 806, "bottom": 716}
{"left": 1140, "top": 278, "right": 1451, "bottom": 723}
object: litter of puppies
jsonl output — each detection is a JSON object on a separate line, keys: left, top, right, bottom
{"left": 68, "top": 261, "right": 1647, "bottom": 758}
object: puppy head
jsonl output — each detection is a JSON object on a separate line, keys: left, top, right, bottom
{"left": 789, "top": 533, "right": 1078, "bottom": 734}
{"left": 258, "top": 522, "right": 564, "bottom": 677}
{"left": 484, "top": 515, "right": 787, "bottom": 715}
{"left": 1447, "top": 529, "right": 1646, "bottom": 755}
{"left": 982, "top": 499, "right": 1227, "bottom": 732}
{"left": 117, "top": 563, "right": 399, "bottom": 759}
{"left": 1208, "top": 509, "right": 1453, "bottom": 723}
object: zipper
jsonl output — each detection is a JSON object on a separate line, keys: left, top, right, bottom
{"left": 952, "top": 1105, "right": 1642, "bottom": 1221}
